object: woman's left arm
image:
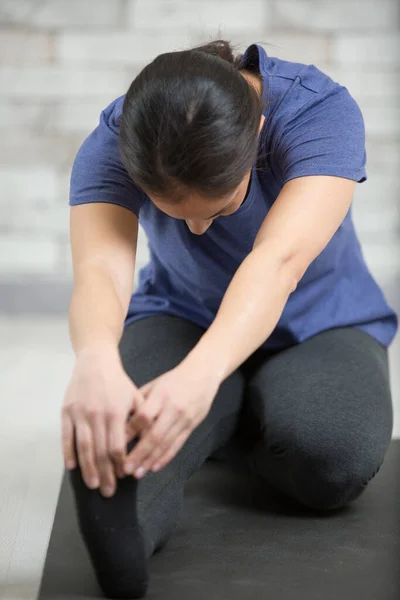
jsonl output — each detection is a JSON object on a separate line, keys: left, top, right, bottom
{"left": 182, "top": 174, "right": 356, "bottom": 381}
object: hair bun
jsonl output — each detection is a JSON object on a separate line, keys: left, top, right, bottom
{"left": 192, "top": 39, "right": 240, "bottom": 66}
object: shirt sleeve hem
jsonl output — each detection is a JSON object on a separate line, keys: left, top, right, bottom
{"left": 282, "top": 168, "right": 367, "bottom": 185}
{"left": 69, "top": 195, "right": 142, "bottom": 216}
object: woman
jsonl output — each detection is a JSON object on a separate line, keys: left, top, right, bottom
{"left": 62, "top": 40, "right": 397, "bottom": 599}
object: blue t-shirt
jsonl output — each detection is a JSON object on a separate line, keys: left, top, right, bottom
{"left": 70, "top": 43, "right": 398, "bottom": 350}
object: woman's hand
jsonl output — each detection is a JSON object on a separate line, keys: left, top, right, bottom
{"left": 123, "top": 363, "right": 222, "bottom": 478}
{"left": 61, "top": 344, "right": 144, "bottom": 497}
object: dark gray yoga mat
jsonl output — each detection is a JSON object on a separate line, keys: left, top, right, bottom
{"left": 38, "top": 441, "right": 400, "bottom": 600}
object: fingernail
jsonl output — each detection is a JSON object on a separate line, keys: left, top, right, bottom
{"left": 135, "top": 467, "right": 147, "bottom": 479}
{"left": 102, "top": 486, "right": 114, "bottom": 498}
{"left": 153, "top": 463, "right": 161, "bottom": 472}
{"left": 124, "top": 463, "right": 135, "bottom": 474}
{"left": 89, "top": 477, "right": 99, "bottom": 489}
{"left": 66, "top": 460, "right": 75, "bottom": 470}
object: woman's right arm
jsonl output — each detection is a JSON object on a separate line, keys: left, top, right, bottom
{"left": 62, "top": 202, "right": 143, "bottom": 498}
{"left": 69, "top": 202, "right": 138, "bottom": 353}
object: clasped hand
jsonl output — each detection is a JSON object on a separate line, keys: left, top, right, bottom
{"left": 124, "top": 364, "right": 220, "bottom": 479}
{"left": 62, "top": 348, "right": 221, "bottom": 497}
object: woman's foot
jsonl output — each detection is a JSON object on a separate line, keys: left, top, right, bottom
{"left": 69, "top": 468, "right": 149, "bottom": 599}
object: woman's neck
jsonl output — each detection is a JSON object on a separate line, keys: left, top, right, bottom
{"left": 239, "top": 69, "right": 263, "bottom": 100}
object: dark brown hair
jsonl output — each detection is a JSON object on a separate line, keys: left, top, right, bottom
{"left": 119, "top": 39, "right": 265, "bottom": 203}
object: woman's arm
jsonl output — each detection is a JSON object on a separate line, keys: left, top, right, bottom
{"left": 63, "top": 202, "right": 145, "bottom": 496}
{"left": 69, "top": 202, "right": 138, "bottom": 355}
{"left": 181, "top": 175, "right": 356, "bottom": 381}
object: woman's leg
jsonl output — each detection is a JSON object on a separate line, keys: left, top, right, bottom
{"left": 69, "top": 315, "right": 246, "bottom": 599}
{"left": 238, "top": 327, "right": 393, "bottom": 511}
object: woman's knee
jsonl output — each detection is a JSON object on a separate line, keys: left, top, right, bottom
{"left": 293, "top": 463, "right": 371, "bottom": 511}
{"left": 292, "top": 446, "right": 387, "bottom": 511}
{"left": 254, "top": 429, "right": 388, "bottom": 511}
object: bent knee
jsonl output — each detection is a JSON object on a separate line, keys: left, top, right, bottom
{"left": 294, "top": 457, "right": 384, "bottom": 511}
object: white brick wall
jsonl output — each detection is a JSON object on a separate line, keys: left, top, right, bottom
{"left": 48, "top": 99, "right": 111, "bottom": 134}
{"left": 270, "top": 0, "right": 400, "bottom": 31}
{"left": 56, "top": 32, "right": 195, "bottom": 65}
{"left": 129, "top": 0, "right": 269, "bottom": 35}
{"left": 0, "top": 30, "right": 54, "bottom": 64}
{"left": 332, "top": 33, "right": 400, "bottom": 66}
{"left": 323, "top": 67, "right": 400, "bottom": 99}
{"left": 0, "top": 66, "right": 130, "bottom": 97}
{"left": 0, "top": 237, "right": 58, "bottom": 276}
{"left": 0, "top": 0, "right": 399, "bottom": 289}
{"left": 0, "top": 168, "right": 59, "bottom": 205}
{"left": 258, "top": 33, "right": 330, "bottom": 64}
{"left": 0, "top": 0, "right": 125, "bottom": 29}
{"left": 353, "top": 173, "right": 400, "bottom": 237}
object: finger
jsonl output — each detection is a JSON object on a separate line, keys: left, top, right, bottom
{"left": 91, "top": 413, "right": 116, "bottom": 496}
{"left": 139, "top": 379, "right": 156, "bottom": 397}
{"left": 124, "top": 387, "right": 146, "bottom": 445}
{"left": 127, "top": 396, "right": 160, "bottom": 434}
{"left": 124, "top": 393, "right": 165, "bottom": 468}
{"left": 61, "top": 410, "right": 76, "bottom": 469}
{"left": 75, "top": 421, "right": 99, "bottom": 489}
{"left": 124, "top": 398, "right": 177, "bottom": 475}
{"left": 151, "top": 429, "right": 191, "bottom": 473}
{"left": 108, "top": 411, "right": 128, "bottom": 478}
{"left": 125, "top": 414, "right": 142, "bottom": 446}
{"left": 124, "top": 390, "right": 150, "bottom": 443}
{"left": 136, "top": 413, "right": 183, "bottom": 475}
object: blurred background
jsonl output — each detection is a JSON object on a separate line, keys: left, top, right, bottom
{"left": 0, "top": 1, "right": 399, "bottom": 598}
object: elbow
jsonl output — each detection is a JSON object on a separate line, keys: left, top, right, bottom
{"left": 276, "top": 251, "right": 307, "bottom": 296}
{"left": 251, "top": 239, "right": 307, "bottom": 295}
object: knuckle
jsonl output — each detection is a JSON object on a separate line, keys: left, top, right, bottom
{"left": 185, "top": 414, "right": 194, "bottom": 428}
{"left": 85, "top": 406, "right": 100, "bottom": 420}
{"left": 137, "top": 411, "right": 152, "bottom": 427}
{"left": 174, "top": 403, "right": 187, "bottom": 418}
{"left": 104, "top": 408, "right": 118, "bottom": 421}
{"left": 110, "top": 445, "right": 125, "bottom": 460}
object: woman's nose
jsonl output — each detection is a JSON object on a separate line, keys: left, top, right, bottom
{"left": 185, "top": 219, "right": 213, "bottom": 235}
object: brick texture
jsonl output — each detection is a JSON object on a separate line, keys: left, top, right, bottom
{"left": 0, "top": 66, "right": 130, "bottom": 97}
{"left": 0, "top": 0, "right": 398, "bottom": 291}
{"left": 0, "top": 236, "right": 58, "bottom": 275}
{"left": 0, "top": 30, "right": 54, "bottom": 64}
{"left": 0, "top": 0, "right": 125, "bottom": 29}
{"left": 332, "top": 33, "right": 400, "bottom": 66}
{"left": 56, "top": 32, "right": 194, "bottom": 65}
{"left": 130, "top": 0, "right": 269, "bottom": 35}
{"left": 270, "top": 0, "right": 400, "bottom": 31}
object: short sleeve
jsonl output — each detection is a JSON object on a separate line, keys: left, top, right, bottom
{"left": 69, "top": 105, "right": 145, "bottom": 216}
{"left": 274, "top": 85, "right": 367, "bottom": 185}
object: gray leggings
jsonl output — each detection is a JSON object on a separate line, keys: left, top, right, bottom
{"left": 118, "top": 315, "right": 393, "bottom": 556}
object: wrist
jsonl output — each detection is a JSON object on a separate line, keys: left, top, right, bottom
{"left": 180, "top": 340, "right": 228, "bottom": 386}
{"left": 75, "top": 340, "right": 121, "bottom": 362}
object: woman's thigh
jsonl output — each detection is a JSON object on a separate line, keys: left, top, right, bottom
{"left": 241, "top": 327, "right": 393, "bottom": 510}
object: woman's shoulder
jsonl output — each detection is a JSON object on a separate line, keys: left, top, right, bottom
{"left": 246, "top": 42, "right": 335, "bottom": 96}
{"left": 264, "top": 54, "right": 337, "bottom": 95}
{"left": 98, "top": 94, "right": 126, "bottom": 136}
{"left": 259, "top": 48, "right": 358, "bottom": 135}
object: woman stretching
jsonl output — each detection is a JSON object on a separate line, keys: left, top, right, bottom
{"left": 62, "top": 40, "right": 397, "bottom": 599}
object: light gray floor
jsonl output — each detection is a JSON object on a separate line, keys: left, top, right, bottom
{"left": 0, "top": 303, "right": 399, "bottom": 600}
